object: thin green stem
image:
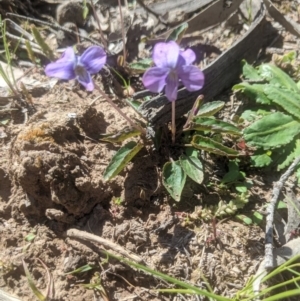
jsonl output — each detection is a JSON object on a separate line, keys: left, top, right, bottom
{"left": 94, "top": 84, "right": 146, "bottom": 135}
{"left": 172, "top": 101, "right": 176, "bottom": 144}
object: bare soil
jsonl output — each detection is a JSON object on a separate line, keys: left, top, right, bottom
{"left": 0, "top": 0, "right": 299, "bottom": 301}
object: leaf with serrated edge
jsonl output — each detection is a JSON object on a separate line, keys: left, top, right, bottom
{"left": 264, "top": 85, "right": 300, "bottom": 120}
{"left": 244, "top": 112, "right": 300, "bottom": 150}
{"left": 192, "top": 135, "right": 239, "bottom": 156}
{"left": 232, "top": 83, "right": 271, "bottom": 104}
{"left": 196, "top": 101, "right": 225, "bottom": 117}
{"left": 259, "top": 64, "right": 299, "bottom": 91}
{"left": 179, "top": 154, "right": 203, "bottom": 184}
{"left": 242, "top": 60, "right": 263, "bottom": 81}
{"left": 191, "top": 117, "right": 241, "bottom": 135}
{"left": 129, "top": 58, "right": 152, "bottom": 73}
{"left": 104, "top": 141, "right": 143, "bottom": 181}
{"left": 163, "top": 161, "right": 186, "bottom": 202}
{"left": 278, "top": 140, "right": 300, "bottom": 170}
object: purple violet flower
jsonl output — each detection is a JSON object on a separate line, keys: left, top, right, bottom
{"left": 45, "top": 46, "right": 106, "bottom": 91}
{"left": 142, "top": 41, "right": 205, "bottom": 101}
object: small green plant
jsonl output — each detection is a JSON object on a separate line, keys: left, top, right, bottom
{"left": 82, "top": 272, "right": 109, "bottom": 300}
{"left": 103, "top": 249, "right": 300, "bottom": 301}
{"left": 220, "top": 159, "right": 252, "bottom": 193}
{"left": 162, "top": 96, "right": 241, "bottom": 201}
{"left": 112, "top": 197, "right": 123, "bottom": 206}
{"left": 103, "top": 95, "right": 242, "bottom": 201}
{"left": 233, "top": 60, "right": 300, "bottom": 172}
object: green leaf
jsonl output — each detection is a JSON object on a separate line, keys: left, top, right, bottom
{"left": 82, "top": 0, "right": 89, "bottom": 19}
{"left": 166, "top": 22, "right": 188, "bottom": 42}
{"left": 232, "top": 82, "right": 271, "bottom": 104}
{"left": 190, "top": 117, "right": 241, "bottom": 135}
{"left": 242, "top": 60, "right": 263, "bottom": 81}
{"left": 277, "top": 200, "right": 287, "bottom": 209}
{"left": 251, "top": 211, "right": 264, "bottom": 225}
{"left": 240, "top": 109, "right": 270, "bottom": 122}
{"left": 281, "top": 51, "right": 296, "bottom": 63}
{"left": 125, "top": 98, "right": 143, "bottom": 111}
{"left": 179, "top": 154, "right": 204, "bottom": 184}
{"left": 235, "top": 215, "right": 252, "bottom": 225}
{"left": 264, "top": 85, "right": 300, "bottom": 120}
{"left": 65, "top": 264, "right": 94, "bottom": 275}
{"left": 250, "top": 153, "right": 272, "bottom": 167}
{"left": 196, "top": 101, "right": 225, "bottom": 117}
{"left": 258, "top": 64, "right": 299, "bottom": 91}
{"left": 99, "top": 128, "right": 141, "bottom": 143}
{"left": 162, "top": 161, "right": 186, "bottom": 202}
{"left": 185, "top": 147, "right": 198, "bottom": 157}
{"left": 103, "top": 141, "right": 143, "bottom": 181}
{"left": 235, "top": 183, "right": 248, "bottom": 193}
{"left": 25, "top": 233, "right": 36, "bottom": 242}
{"left": 277, "top": 139, "right": 300, "bottom": 170}
{"left": 191, "top": 135, "right": 239, "bottom": 156}
{"left": 222, "top": 160, "right": 240, "bottom": 183}
{"left": 129, "top": 58, "right": 153, "bottom": 74}
{"left": 244, "top": 112, "right": 300, "bottom": 150}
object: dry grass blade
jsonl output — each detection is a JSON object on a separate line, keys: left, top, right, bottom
{"left": 37, "top": 258, "right": 55, "bottom": 300}
{"left": 30, "top": 25, "right": 54, "bottom": 60}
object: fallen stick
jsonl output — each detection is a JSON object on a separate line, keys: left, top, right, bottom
{"left": 265, "top": 156, "right": 300, "bottom": 269}
{"left": 253, "top": 237, "right": 300, "bottom": 296}
{"left": 66, "top": 228, "right": 145, "bottom": 265}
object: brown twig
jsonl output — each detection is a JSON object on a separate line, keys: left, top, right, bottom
{"left": 136, "top": 0, "right": 168, "bottom": 25}
{"left": 265, "top": 155, "right": 300, "bottom": 269}
{"left": 66, "top": 228, "right": 145, "bottom": 264}
{"left": 89, "top": 0, "right": 107, "bottom": 49}
{"left": 118, "top": 0, "right": 127, "bottom": 64}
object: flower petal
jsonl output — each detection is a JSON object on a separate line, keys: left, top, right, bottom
{"left": 57, "top": 47, "right": 76, "bottom": 63}
{"left": 142, "top": 67, "right": 169, "bottom": 93}
{"left": 45, "top": 47, "right": 76, "bottom": 80}
{"left": 179, "top": 65, "right": 205, "bottom": 91}
{"left": 179, "top": 49, "right": 196, "bottom": 65}
{"left": 153, "top": 41, "right": 179, "bottom": 69}
{"left": 79, "top": 46, "right": 107, "bottom": 74}
{"left": 77, "top": 68, "right": 94, "bottom": 91}
{"left": 165, "top": 71, "right": 179, "bottom": 102}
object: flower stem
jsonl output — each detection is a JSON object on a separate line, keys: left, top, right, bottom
{"left": 94, "top": 84, "right": 146, "bottom": 135}
{"left": 171, "top": 101, "right": 176, "bottom": 144}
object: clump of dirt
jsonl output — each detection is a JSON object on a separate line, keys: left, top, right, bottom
{"left": 7, "top": 107, "right": 116, "bottom": 219}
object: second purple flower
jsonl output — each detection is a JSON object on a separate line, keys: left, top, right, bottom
{"left": 142, "top": 41, "right": 205, "bottom": 101}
